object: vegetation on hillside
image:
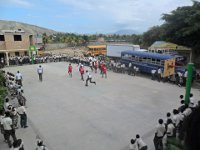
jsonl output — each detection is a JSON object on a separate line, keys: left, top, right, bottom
{"left": 0, "top": 72, "right": 7, "bottom": 111}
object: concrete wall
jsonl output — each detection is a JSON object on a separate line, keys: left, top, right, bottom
{"left": 0, "top": 41, "right": 6, "bottom": 50}
{"left": 4, "top": 33, "right": 30, "bottom": 50}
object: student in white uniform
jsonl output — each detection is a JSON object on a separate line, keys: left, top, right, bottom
{"left": 15, "top": 71, "right": 22, "bottom": 86}
{"left": 129, "top": 139, "right": 138, "bottom": 150}
{"left": 85, "top": 70, "right": 96, "bottom": 86}
{"left": 136, "top": 134, "right": 148, "bottom": 150}
{"left": 153, "top": 119, "right": 166, "bottom": 150}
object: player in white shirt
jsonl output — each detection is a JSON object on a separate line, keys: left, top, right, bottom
{"left": 85, "top": 70, "right": 96, "bottom": 86}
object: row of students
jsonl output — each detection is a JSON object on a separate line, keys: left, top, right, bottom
{"left": 153, "top": 93, "right": 200, "bottom": 150}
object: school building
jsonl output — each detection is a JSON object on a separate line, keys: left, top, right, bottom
{"left": 0, "top": 29, "right": 36, "bottom": 65}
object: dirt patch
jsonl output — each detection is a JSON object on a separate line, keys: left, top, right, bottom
{"left": 44, "top": 47, "right": 87, "bottom": 57}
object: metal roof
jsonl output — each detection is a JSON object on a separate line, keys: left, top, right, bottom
{"left": 121, "top": 50, "right": 174, "bottom": 60}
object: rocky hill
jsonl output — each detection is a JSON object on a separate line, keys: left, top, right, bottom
{"left": 0, "top": 20, "right": 57, "bottom": 35}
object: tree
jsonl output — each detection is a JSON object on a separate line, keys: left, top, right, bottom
{"left": 161, "top": 1, "right": 200, "bottom": 54}
{"left": 142, "top": 26, "right": 165, "bottom": 47}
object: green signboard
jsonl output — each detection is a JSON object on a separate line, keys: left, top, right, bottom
{"left": 29, "top": 45, "right": 37, "bottom": 64}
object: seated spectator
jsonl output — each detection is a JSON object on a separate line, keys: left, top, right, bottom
{"left": 13, "top": 139, "right": 24, "bottom": 150}
{"left": 36, "top": 140, "right": 48, "bottom": 150}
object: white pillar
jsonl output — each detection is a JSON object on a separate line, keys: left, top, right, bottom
{"left": 6, "top": 52, "right": 9, "bottom": 66}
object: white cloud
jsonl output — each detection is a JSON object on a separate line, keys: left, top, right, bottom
{"left": 59, "top": 0, "right": 193, "bottom": 32}
{"left": 2, "top": 0, "right": 32, "bottom": 7}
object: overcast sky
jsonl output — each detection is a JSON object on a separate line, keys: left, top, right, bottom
{"left": 0, "top": 0, "right": 195, "bottom": 34}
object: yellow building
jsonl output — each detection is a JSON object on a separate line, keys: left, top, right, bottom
{"left": 148, "top": 41, "right": 192, "bottom": 62}
{"left": 0, "top": 29, "right": 35, "bottom": 65}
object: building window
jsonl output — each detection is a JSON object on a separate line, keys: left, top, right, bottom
{"left": 15, "top": 52, "right": 20, "bottom": 56}
{"left": 14, "top": 35, "right": 22, "bottom": 41}
{"left": 0, "top": 35, "right": 5, "bottom": 41}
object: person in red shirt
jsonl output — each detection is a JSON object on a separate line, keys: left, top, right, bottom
{"left": 102, "top": 65, "right": 107, "bottom": 78}
{"left": 68, "top": 64, "right": 72, "bottom": 77}
{"left": 79, "top": 65, "right": 84, "bottom": 81}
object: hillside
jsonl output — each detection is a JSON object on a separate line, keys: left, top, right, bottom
{"left": 114, "top": 29, "right": 139, "bottom": 35}
{"left": 0, "top": 20, "right": 57, "bottom": 35}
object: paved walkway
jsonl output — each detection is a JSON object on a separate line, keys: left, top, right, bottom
{"left": 1, "top": 62, "right": 199, "bottom": 150}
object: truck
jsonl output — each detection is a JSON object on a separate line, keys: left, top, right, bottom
{"left": 106, "top": 44, "right": 141, "bottom": 58}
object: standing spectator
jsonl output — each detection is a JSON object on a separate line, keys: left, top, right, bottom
{"left": 136, "top": 134, "right": 148, "bottom": 150}
{"left": 157, "top": 68, "right": 162, "bottom": 82}
{"left": 1, "top": 112, "right": 17, "bottom": 148}
{"left": 0, "top": 110, "right": 6, "bottom": 142}
{"left": 68, "top": 64, "right": 72, "bottom": 78}
{"left": 37, "top": 65, "right": 43, "bottom": 81}
{"left": 178, "top": 95, "right": 186, "bottom": 112}
{"left": 4, "top": 98, "right": 10, "bottom": 111}
{"left": 11, "top": 107, "right": 19, "bottom": 129}
{"left": 129, "top": 139, "right": 138, "bottom": 150}
{"left": 166, "top": 119, "right": 175, "bottom": 145}
{"left": 153, "top": 119, "right": 166, "bottom": 150}
{"left": 183, "top": 70, "right": 187, "bottom": 86}
{"left": 128, "top": 62, "right": 132, "bottom": 75}
{"left": 85, "top": 70, "right": 96, "bottom": 86}
{"left": 15, "top": 71, "right": 22, "bottom": 86}
{"left": 151, "top": 69, "right": 156, "bottom": 80}
{"left": 17, "top": 104, "right": 28, "bottom": 128}
{"left": 189, "top": 93, "right": 195, "bottom": 108}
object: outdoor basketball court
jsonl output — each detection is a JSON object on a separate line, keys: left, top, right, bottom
{"left": 3, "top": 62, "right": 199, "bottom": 150}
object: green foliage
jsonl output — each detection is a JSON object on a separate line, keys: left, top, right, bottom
{"left": 161, "top": 1, "right": 200, "bottom": 54}
{"left": 0, "top": 72, "right": 7, "bottom": 111}
{"left": 142, "top": 26, "right": 165, "bottom": 47}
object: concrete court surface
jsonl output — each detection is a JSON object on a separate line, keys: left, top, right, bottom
{"left": 2, "top": 62, "right": 199, "bottom": 150}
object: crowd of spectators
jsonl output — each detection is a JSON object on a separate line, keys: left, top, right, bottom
{"left": 152, "top": 94, "right": 200, "bottom": 150}
{"left": 0, "top": 70, "right": 48, "bottom": 149}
